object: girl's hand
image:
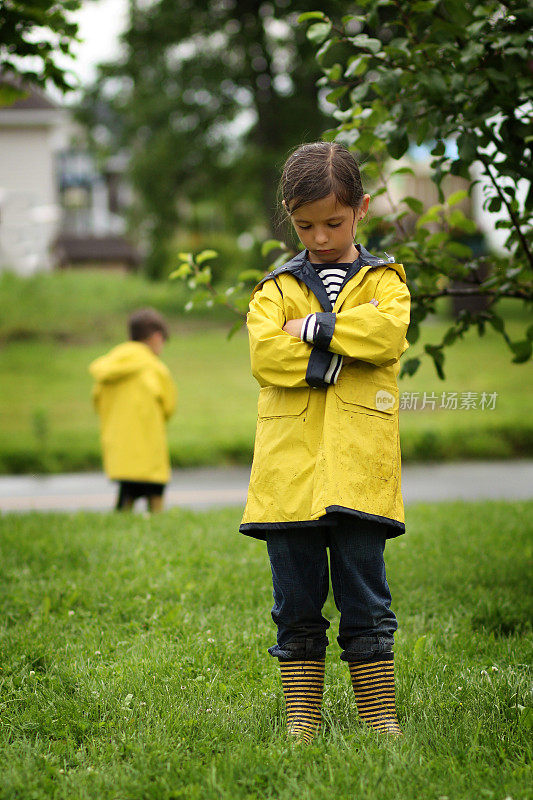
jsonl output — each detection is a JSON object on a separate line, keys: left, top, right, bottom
{"left": 283, "top": 318, "right": 306, "bottom": 337}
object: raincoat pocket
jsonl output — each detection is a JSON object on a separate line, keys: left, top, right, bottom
{"left": 257, "top": 386, "right": 310, "bottom": 418}
{"left": 334, "top": 381, "right": 398, "bottom": 480}
{"left": 334, "top": 381, "right": 398, "bottom": 417}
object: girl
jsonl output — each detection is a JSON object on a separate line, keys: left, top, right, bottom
{"left": 240, "top": 142, "right": 411, "bottom": 741}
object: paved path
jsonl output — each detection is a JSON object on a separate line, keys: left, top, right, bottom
{"left": 0, "top": 461, "right": 531, "bottom": 513}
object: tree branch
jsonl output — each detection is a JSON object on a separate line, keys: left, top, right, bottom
{"left": 477, "top": 151, "right": 533, "bottom": 270}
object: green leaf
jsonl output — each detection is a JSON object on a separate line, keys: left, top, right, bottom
{"left": 344, "top": 56, "right": 369, "bottom": 78}
{"left": 387, "top": 133, "right": 409, "bottom": 160}
{"left": 425, "top": 344, "right": 446, "bottom": 379}
{"left": 390, "top": 166, "right": 415, "bottom": 177}
{"left": 227, "top": 319, "right": 246, "bottom": 339}
{"left": 261, "top": 239, "right": 285, "bottom": 257}
{"left": 168, "top": 263, "right": 191, "bottom": 280}
{"left": 426, "top": 231, "right": 449, "bottom": 248}
{"left": 431, "top": 140, "right": 446, "bottom": 156}
{"left": 196, "top": 249, "right": 218, "bottom": 265}
{"left": 403, "top": 196, "right": 424, "bottom": 214}
{"left": 326, "top": 86, "right": 348, "bottom": 104}
{"left": 349, "top": 34, "right": 382, "bottom": 54}
{"left": 306, "top": 21, "right": 332, "bottom": 44}
{"left": 447, "top": 189, "right": 468, "bottom": 207}
{"left": 448, "top": 209, "right": 477, "bottom": 234}
{"left": 178, "top": 252, "right": 194, "bottom": 265}
{"left": 316, "top": 38, "right": 338, "bottom": 65}
{"left": 325, "top": 63, "right": 343, "bottom": 82}
{"left": 350, "top": 82, "right": 370, "bottom": 102}
{"left": 443, "top": 328, "right": 457, "bottom": 346}
{"left": 488, "top": 315, "right": 505, "bottom": 333}
{"left": 446, "top": 241, "right": 473, "bottom": 258}
{"left": 297, "top": 11, "right": 327, "bottom": 23}
{"left": 342, "top": 14, "right": 365, "bottom": 26}
{"left": 322, "top": 128, "right": 338, "bottom": 142}
{"left": 400, "top": 357, "right": 421, "bottom": 377}
{"left": 417, "top": 205, "right": 442, "bottom": 227}
{"left": 195, "top": 268, "right": 212, "bottom": 285}
{"left": 510, "top": 339, "right": 532, "bottom": 364}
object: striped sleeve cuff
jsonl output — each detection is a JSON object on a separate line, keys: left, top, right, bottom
{"left": 301, "top": 314, "right": 318, "bottom": 343}
{"left": 324, "top": 353, "right": 343, "bottom": 384}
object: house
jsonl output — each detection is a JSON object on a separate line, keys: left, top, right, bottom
{"left": 0, "top": 79, "right": 140, "bottom": 274}
{"left": 0, "top": 83, "right": 66, "bottom": 274}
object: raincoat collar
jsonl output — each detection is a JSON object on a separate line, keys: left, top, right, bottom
{"left": 256, "top": 244, "right": 397, "bottom": 312}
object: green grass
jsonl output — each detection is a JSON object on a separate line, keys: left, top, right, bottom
{"left": 0, "top": 269, "right": 531, "bottom": 473}
{"left": 0, "top": 269, "right": 233, "bottom": 345}
{"left": 0, "top": 501, "right": 531, "bottom": 799}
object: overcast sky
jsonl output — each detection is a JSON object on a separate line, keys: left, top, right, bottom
{"left": 66, "top": 0, "right": 129, "bottom": 88}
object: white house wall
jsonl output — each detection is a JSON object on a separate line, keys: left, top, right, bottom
{"left": 0, "top": 124, "right": 61, "bottom": 274}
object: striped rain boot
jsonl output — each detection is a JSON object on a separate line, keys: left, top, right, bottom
{"left": 348, "top": 652, "right": 402, "bottom": 735}
{"left": 279, "top": 659, "right": 325, "bottom": 743}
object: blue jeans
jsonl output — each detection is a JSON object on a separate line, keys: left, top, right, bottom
{"left": 266, "top": 517, "right": 397, "bottom": 662}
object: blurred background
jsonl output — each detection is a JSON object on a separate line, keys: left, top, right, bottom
{"left": 0, "top": 0, "right": 531, "bottom": 487}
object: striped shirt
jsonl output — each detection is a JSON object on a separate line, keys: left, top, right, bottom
{"left": 300, "top": 262, "right": 352, "bottom": 385}
{"left": 315, "top": 262, "right": 351, "bottom": 306}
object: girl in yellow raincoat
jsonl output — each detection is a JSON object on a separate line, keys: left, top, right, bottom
{"left": 240, "top": 142, "right": 411, "bottom": 740}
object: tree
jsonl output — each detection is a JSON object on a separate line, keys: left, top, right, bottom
{"left": 300, "top": 0, "right": 533, "bottom": 376}
{"left": 177, "top": 0, "right": 532, "bottom": 375}
{"left": 0, "top": 0, "right": 82, "bottom": 102}
{"left": 78, "top": 0, "right": 353, "bottom": 277}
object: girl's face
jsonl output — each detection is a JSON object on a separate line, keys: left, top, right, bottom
{"left": 287, "top": 192, "right": 370, "bottom": 264}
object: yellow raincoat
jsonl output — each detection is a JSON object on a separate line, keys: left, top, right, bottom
{"left": 240, "top": 245, "right": 411, "bottom": 540}
{"left": 89, "top": 341, "right": 176, "bottom": 484}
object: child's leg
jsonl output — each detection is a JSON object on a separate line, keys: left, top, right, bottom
{"left": 266, "top": 529, "right": 331, "bottom": 661}
{"left": 148, "top": 495, "right": 164, "bottom": 513}
{"left": 115, "top": 482, "right": 135, "bottom": 512}
{"left": 146, "top": 483, "right": 165, "bottom": 513}
{"left": 266, "top": 529, "right": 331, "bottom": 742}
{"left": 329, "top": 518, "right": 402, "bottom": 734}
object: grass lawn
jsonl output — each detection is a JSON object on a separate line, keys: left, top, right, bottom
{"left": 0, "top": 500, "right": 531, "bottom": 799}
{"left": 0, "top": 270, "right": 531, "bottom": 472}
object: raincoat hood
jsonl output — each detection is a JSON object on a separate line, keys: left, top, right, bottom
{"left": 89, "top": 341, "right": 161, "bottom": 384}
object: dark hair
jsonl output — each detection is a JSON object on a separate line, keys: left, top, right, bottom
{"left": 281, "top": 142, "right": 364, "bottom": 215}
{"left": 128, "top": 308, "right": 169, "bottom": 342}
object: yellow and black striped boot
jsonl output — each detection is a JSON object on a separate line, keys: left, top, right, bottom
{"left": 279, "top": 659, "right": 325, "bottom": 743}
{"left": 348, "top": 652, "right": 402, "bottom": 735}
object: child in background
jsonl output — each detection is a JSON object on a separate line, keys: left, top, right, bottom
{"left": 90, "top": 308, "right": 177, "bottom": 513}
{"left": 240, "top": 142, "right": 411, "bottom": 740}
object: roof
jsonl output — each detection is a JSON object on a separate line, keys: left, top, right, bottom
{"left": 0, "top": 73, "right": 59, "bottom": 109}
{"left": 0, "top": 74, "right": 63, "bottom": 126}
